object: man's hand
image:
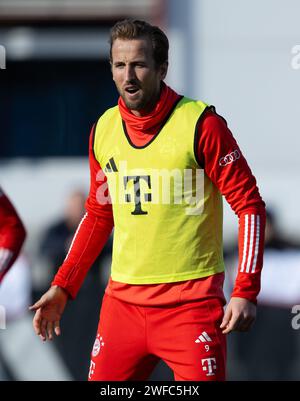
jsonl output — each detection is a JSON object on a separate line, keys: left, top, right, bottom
{"left": 29, "top": 285, "right": 68, "bottom": 341}
{"left": 220, "top": 297, "right": 256, "bottom": 334}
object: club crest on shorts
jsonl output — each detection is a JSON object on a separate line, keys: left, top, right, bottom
{"left": 92, "top": 334, "right": 105, "bottom": 357}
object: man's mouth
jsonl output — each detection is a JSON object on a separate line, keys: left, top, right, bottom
{"left": 125, "top": 86, "right": 140, "bottom": 95}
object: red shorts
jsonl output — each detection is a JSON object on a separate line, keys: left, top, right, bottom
{"left": 88, "top": 293, "right": 226, "bottom": 381}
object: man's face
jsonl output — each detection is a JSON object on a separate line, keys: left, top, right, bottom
{"left": 111, "top": 38, "right": 167, "bottom": 115}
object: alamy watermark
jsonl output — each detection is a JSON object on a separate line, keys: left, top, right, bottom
{"left": 291, "top": 305, "right": 300, "bottom": 329}
{"left": 0, "top": 305, "right": 6, "bottom": 329}
{"left": 95, "top": 161, "right": 205, "bottom": 216}
{"left": 291, "top": 45, "right": 300, "bottom": 70}
{"left": 0, "top": 45, "right": 6, "bottom": 69}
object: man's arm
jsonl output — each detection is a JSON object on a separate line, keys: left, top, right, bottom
{"left": 197, "top": 110, "right": 266, "bottom": 333}
{"left": 30, "top": 125, "right": 114, "bottom": 341}
{"left": 0, "top": 188, "right": 26, "bottom": 283}
{"left": 51, "top": 124, "right": 114, "bottom": 298}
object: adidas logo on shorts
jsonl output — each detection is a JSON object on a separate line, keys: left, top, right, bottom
{"left": 195, "top": 331, "right": 212, "bottom": 343}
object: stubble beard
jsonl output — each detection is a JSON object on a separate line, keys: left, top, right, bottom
{"left": 121, "top": 89, "right": 159, "bottom": 113}
{"left": 123, "top": 96, "right": 146, "bottom": 111}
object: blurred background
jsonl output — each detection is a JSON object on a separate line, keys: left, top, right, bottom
{"left": 1, "top": 0, "right": 300, "bottom": 381}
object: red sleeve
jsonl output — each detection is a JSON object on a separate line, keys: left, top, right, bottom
{"left": 51, "top": 125, "right": 114, "bottom": 299}
{"left": 197, "top": 111, "right": 266, "bottom": 304}
{"left": 0, "top": 189, "right": 26, "bottom": 283}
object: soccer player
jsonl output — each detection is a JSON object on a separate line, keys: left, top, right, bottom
{"left": 30, "top": 19, "right": 266, "bottom": 381}
{"left": 0, "top": 187, "right": 26, "bottom": 283}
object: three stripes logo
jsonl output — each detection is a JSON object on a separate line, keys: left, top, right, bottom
{"left": 104, "top": 157, "right": 118, "bottom": 173}
{"left": 195, "top": 331, "right": 212, "bottom": 343}
{"left": 240, "top": 214, "right": 260, "bottom": 273}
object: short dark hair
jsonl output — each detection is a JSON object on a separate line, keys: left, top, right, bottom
{"left": 109, "top": 19, "right": 169, "bottom": 68}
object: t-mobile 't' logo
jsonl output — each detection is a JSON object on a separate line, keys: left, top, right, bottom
{"left": 123, "top": 175, "right": 151, "bottom": 215}
{"left": 201, "top": 357, "right": 217, "bottom": 376}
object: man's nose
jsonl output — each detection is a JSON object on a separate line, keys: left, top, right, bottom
{"left": 124, "top": 65, "right": 136, "bottom": 82}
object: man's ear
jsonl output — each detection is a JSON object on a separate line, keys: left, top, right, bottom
{"left": 110, "top": 61, "right": 115, "bottom": 81}
{"left": 160, "top": 61, "right": 168, "bottom": 80}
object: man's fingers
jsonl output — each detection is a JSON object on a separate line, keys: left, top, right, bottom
{"left": 40, "top": 318, "right": 47, "bottom": 341}
{"left": 220, "top": 308, "right": 232, "bottom": 329}
{"left": 47, "top": 321, "right": 54, "bottom": 341}
{"left": 222, "top": 314, "right": 242, "bottom": 334}
{"left": 54, "top": 321, "right": 61, "bottom": 336}
{"left": 221, "top": 298, "right": 257, "bottom": 334}
{"left": 33, "top": 309, "right": 42, "bottom": 336}
{"left": 30, "top": 287, "right": 67, "bottom": 342}
{"left": 220, "top": 318, "right": 229, "bottom": 329}
{"left": 224, "top": 314, "right": 254, "bottom": 333}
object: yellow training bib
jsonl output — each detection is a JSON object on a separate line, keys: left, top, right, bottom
{"left": 93, "top": 97, "right": 225, "bottom": 284}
